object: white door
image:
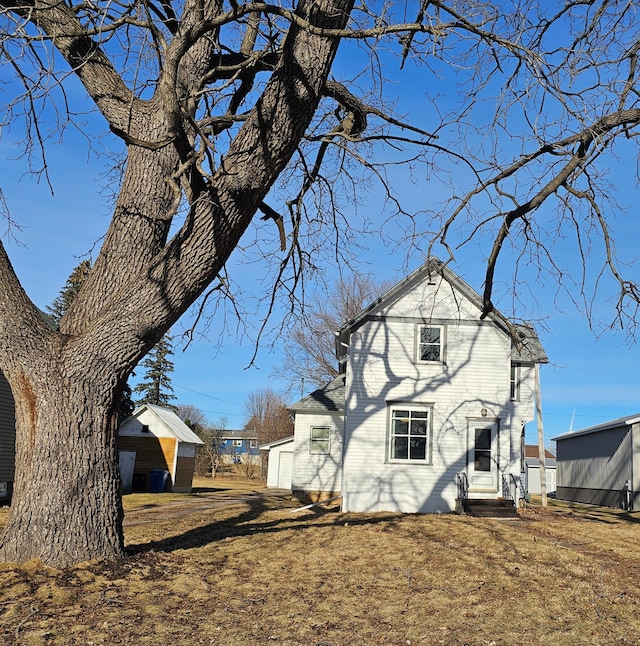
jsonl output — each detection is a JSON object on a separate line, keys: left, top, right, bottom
{"left": 277, "top": 451, "right": 293, "bottom": 489}
{"left": 119, "top": 450, "right": 136, "bottom": 493}
{"left": 468, "top": 423, "right": 498, "bottom": 493}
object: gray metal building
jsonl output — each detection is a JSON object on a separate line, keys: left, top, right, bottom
{"left": 553, "top": 414, "right": 640, "bottom": 509}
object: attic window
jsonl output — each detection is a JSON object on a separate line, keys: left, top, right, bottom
{"left": 417, "top": 325, "right": 444, "bottom": 363}
{"left": 141, "top": 424, "right": 150, "bottom": 433}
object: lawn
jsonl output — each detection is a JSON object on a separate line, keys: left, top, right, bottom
{"left": 1, "top": 479, "right": 640, "bottom": 645}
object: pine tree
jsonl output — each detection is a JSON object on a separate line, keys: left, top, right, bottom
{"left": 133, "top": 334, "right": 177, "bottom": 409}
{"left": 118, "top": 380, "right": 135, "bottom": 423}
{"left": 46, "top": 260, "right": 91, "bottom": 326}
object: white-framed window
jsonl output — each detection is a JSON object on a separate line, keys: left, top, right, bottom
{"left": 510, "top": 363, "right": 520, "bottom": 401}
{"left": 389, "top": 406, "right": 432, "bottom": 462}
{"left": 417, "top": 325, "right": 444, "bottom": 363}
{"left": 310, "top": 426, "right": 331, "bottom": 454}
{"left": 249, "top": 440, "right": 258, "bottom": 449}
{"left": 233, "top": 439, "right": 243, "bottom": 447}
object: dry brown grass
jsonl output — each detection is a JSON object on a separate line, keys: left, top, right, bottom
{"left": 1, "top": 480, "right": 640, "bottom": 645}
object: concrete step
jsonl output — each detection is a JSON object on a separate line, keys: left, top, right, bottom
{"left": 466, "top": 498, "right": 518, "bottom": 518}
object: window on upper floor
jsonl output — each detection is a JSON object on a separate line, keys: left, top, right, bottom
{"left": 233, "top": 439, "right": 243, "bottom": 447}
{"left": 249, "top": 440, "right": 258, "bottom": 449}
{"left": 417, "top": 325, "right": 444, "bottom": 363}
{"left": 510, "top": 363, "right": 521, "bottom": 401}
{"left": 310, "top": 426, "right": 331, "bottom": 454}
{"left": 389, "top": 406, "right": 432, "bottom": 463}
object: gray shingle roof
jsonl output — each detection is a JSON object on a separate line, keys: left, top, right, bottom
{"left": 288, "top": 375, "right": 345, "bottom": 413}
{"left": 512, "top": 323, "right": 548, "bottom": 364}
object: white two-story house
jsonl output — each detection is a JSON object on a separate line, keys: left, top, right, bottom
{"left": 281, "top": 258, "right": 548, "bottom": 514}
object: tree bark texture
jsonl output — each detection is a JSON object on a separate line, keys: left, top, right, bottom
{"left": 0, "top": 0, "right": 354, "bottom": 565}
{"left": 0, "top": 336, "right": 125, "bottom": 565}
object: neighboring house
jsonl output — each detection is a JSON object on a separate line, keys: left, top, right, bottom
{"left": 118, "top": 403, "right": 204, "bottom": 493}
{"left": 553, "top": 414, "right": 640, "bottom": 509}
{"left": 260, "top": 436, "right": 295, "bottom": 489}
{"left": 0, "top": 370, "right": 15, "bottom": 502}
{"left": 218, "top": 429, "right": 261, "bottom": 464}
{"left": 524, "top": 445, "right": 556, "bottom": 496}
{"left": 265, "top": 258, "right": 548, "bottom": 514}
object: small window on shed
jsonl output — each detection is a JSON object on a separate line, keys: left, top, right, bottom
{"left": 141, "top": 424, "right": 150, "bottom": 433}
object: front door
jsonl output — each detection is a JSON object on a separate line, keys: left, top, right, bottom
{"left": 468, "top": 422, "right": 498, "bottom": 493}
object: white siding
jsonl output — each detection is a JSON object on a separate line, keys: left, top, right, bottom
{"left": 292, "top": 412, "right": 342, "bottom": 494}
{"left": 526, "top": 463, "right": 557, "bottom": 494}
{"left": 341, "top": 274, "right": 528, "bottom": 513}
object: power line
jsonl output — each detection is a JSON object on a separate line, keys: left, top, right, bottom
{"left": 173, "top": 383, "right": 239, "bottom": 407}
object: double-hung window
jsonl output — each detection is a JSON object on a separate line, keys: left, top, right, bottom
{"left": 510, "top": 363, "right": 520, "bottom": 401}
{"left": 310, "top": 426, "right": 331, "bottom": 454}
{"left": 389, "top": 406, "right": 431, "bottom": 462}
{"left": 417, "top": 325, "right": 443, "bottom": 362}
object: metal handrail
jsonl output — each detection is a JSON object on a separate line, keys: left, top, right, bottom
{"left": 502, "top": 473, "right": 518, "bottom": 506}
{"left": 456, "top": 472, "right": 469, "bottom": 513}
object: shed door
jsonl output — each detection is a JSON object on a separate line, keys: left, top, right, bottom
{"left": 277, "top": 451, "right": 293, "bottom": 489}
{"left": 119, "top": 450, "right": 136, "bottom": 494}
{"left": 468, "top": 423, "right": 498, "bottom": 492}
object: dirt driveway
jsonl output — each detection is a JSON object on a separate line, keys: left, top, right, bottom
{"left": 122, "top": 482, "right": 292, "bottom": 527}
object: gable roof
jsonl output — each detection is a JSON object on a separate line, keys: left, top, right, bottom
{"left": 132, "top": 404, "right": 204, "bottom": 444}
{"left": 335, "top": 257, "right": 548, "bottom": 364}
{"left": 289, "top": 375, "right": 345, "bottom": 413}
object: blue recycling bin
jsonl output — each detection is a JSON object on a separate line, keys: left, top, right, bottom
{"left": 149, "top": 469, "right": 170, "bottom": 493}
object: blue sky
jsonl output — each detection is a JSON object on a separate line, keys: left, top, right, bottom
{"left": 2, "top": 16, "right": 640, "bottom": 447}
{"left": 3, "top": 144, "right": 639, "bottom": 445}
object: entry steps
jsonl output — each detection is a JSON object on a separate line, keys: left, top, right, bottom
{"left": 466, "top": 498, "right": 518, "bottom": 518}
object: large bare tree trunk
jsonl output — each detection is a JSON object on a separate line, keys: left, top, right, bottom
{"left": 0, "top": 366, "right": 124, "bottom": 565}
{"left": 0, "top": 0, "right": 355, "bottom": 566}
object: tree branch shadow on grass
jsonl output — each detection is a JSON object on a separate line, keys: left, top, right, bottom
{"left": 125, "top": 496, "right": 405, "bottom": 555}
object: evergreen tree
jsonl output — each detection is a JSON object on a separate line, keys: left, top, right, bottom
{"left": 133, "top": 334, "right": 177, "bottom": 409}
{"left": 118, "top": 380, "right": 136, "bottom": 423}
{"left": 46, "top": 260, "right": 92, "bottom": 326}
